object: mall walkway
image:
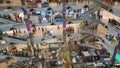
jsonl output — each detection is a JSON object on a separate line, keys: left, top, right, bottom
{"left": 3, "top": 28, "right": 115, "bottom": 55}
{"left": 0, "top": 3, "right": 94, "bottom": 31}
{"left": 3, "top": 37, "right": 27, "bottom": 44}
{"left": 0, "top": 18, "right": 20, "bottom": 24}
{"left": 0, "top": 9, "right": 22, "bottom": 15}
{"left": 1, "top": 0, "right": 119, "bottom": 31}
{"left": 2, "top": 4, "right": 118, "bottom": 55}
{"left": 0, "top": 1, "right": 119, "bottom": 59}
{"left": 0, "top": 55, "right": 29, "bottom": 61}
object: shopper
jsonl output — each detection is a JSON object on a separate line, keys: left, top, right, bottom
{"left": 42, "top": 27, "right": 44, "bottom": 32}
{"left": 49, "top": 29, "right": 53, "bottom": 36}
{"left": 13, "top": 30, "right": 16, "bottom": 36}
{"left": 58, "top": 0, "right": 62, "bottom": 6}
{"left": 18, "top": 29, "right": 21, "bottom": 33}
{"left": 76, "top": 13, "right": 79, "bottom": 20}
{"left": 15, "top": 29, "right": 18, "bottom": 34}
{"left": 111, "top": 35, "right": 116, "bottom": 45}
{"left": 57, "top": 25, "right": 60, "bottom": 29}
{"left": 38, "top": 27, "right": 40, "bottom": 30}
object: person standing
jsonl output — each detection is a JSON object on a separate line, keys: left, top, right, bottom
{"left": 13, "top": 30, "right": 16, "bottom": 36}
{"left": 111, "top": 35, "right": 116, "bottom": 45}
{"left": 42, "top": 27, "right": 44, "bottom": 32}
{"left": 58, "top": 0, "right": 62, "bottom": 6}
{"left": 57, "top": 25, "right": 60, "bottom": 29}
{"left": 18, "top": 29, "right": 21, "bottom": 33}
{"left": 38, "top": 27, "right": 40, "bottom": 30}
{"left": 49, "top": 29, "right": 53, "bottom": 36}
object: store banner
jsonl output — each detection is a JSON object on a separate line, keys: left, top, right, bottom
{"left": 63, "top": 19, "right": 66, "bottom": 29}
{"left": 25, "top": 21, "right": 31, "bottom": 33}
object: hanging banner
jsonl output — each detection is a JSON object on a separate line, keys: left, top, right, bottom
{"left": 25, "top": 21, "right": 31, "bottom": 33}
{"left": 63, "top": 19, "right": 66, "bottom": 29}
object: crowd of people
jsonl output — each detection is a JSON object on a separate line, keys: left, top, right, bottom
{"left": 0, "top": 46, "right": 29, "bottom": 57}
{"left": 0, "top": 13, "right": 23, "bottom": 23}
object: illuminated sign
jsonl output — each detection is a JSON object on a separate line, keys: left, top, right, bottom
{"left": 115, "top": 53, "right": 120, "bottom": 63}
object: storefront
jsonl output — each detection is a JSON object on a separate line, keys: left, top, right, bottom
{"left": 47, "top": 0, "right": 76, "bottom": 2}
{"left": 67, "top": 0, "right": 77, "bottom": 2}
{"left": 48, "top": 0, "right": 56, "bottom": 2}
{"left": 26, "top": 0, "right": 38, "bottom": 8}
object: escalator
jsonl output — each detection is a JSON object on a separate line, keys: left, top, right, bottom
{"left": 84, "top": 22, "right": 99, "bottom": 30}
{"left": 82, "top": 5, "right": 118, "bottom": 35}
{"left": 90, "top": 0, "right": 120, "bottom": 17}
{"left": 90, "top": 0, "right": 111, "bottom": 10}
{"left": 78, "top": 43, "right": 102, "bottom": 50}
{"left": 78, "top": 35, "right": 91, "bottom": 43}
{"left": 79, "top": 29, "right": 114, "bottom": 54}
{"left": 77, "top": 34, "right": 102, "bottom": 50}
{"left": 0, "top": 54, "right": 30, "bottom": 61}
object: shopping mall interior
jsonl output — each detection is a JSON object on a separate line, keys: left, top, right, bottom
{"left": 0, "top": 0, "right": 120, "bottom": 68}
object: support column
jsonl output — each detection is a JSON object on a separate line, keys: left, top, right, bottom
{"left": 111, "top": 34, "right": 120, "bottom": 67}
{"left": 21, "top": 0, "right": 35, "bottom": 57}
